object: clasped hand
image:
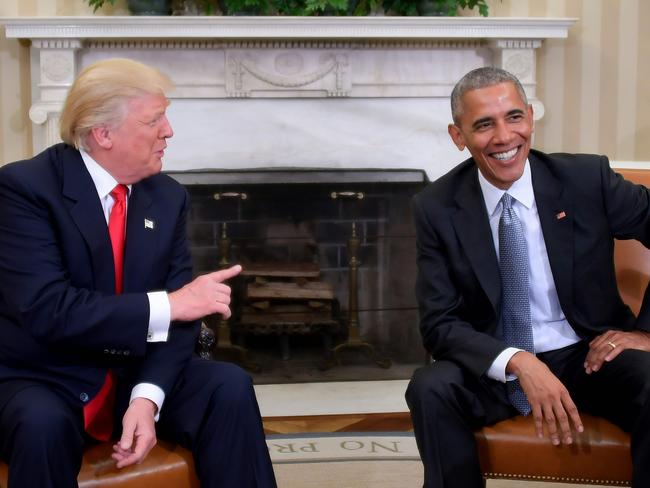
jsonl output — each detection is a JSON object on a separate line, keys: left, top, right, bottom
{"left": 112, "top": 398, "right": 158, "bottom": 468}
{"left": 584, "top": 329, "right": 650, "bottom": 374}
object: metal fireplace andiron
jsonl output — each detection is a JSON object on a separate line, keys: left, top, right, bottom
{"left": 322, "top": 191, "right": 391, "bottom": 369}
{"left": 211, "top": 192, "right": 261, "bottom": 372}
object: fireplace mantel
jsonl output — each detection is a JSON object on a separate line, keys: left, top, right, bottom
{"left": 4, "top": 16, "right": 575, "bottom": 40}
{"left": 2, "top": 16, "right": 576, "bottom": 180}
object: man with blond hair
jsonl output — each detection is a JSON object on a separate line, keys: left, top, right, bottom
{"left": 0, "top": 58, "right": 276, "bottom": 487}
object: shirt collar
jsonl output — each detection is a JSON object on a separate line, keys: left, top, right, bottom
{"left": 478, "top": 159, "right": 534, "bottom": 217}
{"left": 80, "top": 149, "right": 131, "bottom": 200}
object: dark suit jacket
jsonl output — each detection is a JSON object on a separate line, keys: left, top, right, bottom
{"left": 413, "top": 149, "right": 650, "bottom": 379}
{"left": 0, "top": 143, "right": 199, "bottom": 413}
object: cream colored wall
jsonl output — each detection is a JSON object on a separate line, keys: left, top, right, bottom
{"left": 0, "top": 0, "right": 126, "bottom": 164}
{"left": 468, "top": 0, "right": 650, "bottom": 161}
{"left": 1, "top": 0, "right": 649, "bottom": 164}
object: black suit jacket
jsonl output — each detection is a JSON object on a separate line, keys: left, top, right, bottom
{"left": 0, "top": 143, "right": 199, "bottom": 412}
{"left": 413, "top": 149, "right": 650, "bottom": 378}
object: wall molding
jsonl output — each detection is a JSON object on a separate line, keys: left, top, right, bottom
{"left": 3, "top": 16, "right": 576, "bottom": 41}
{"left": 611, "top": 161, "right": 650, "bottom": 170}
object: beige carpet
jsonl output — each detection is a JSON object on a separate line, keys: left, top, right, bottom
{"left": 274, "top": 460, "right": 422, "bottom": 488}
{"left": 268, "top": 433, "right": 612, "bottom": 488}
{"left": 274, "top": 461, "right": 608, "bottom": 488}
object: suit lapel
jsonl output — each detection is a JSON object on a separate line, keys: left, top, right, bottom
{"left": 123, "top": 184, "right": 156, "bottom": 293}
{"left": 452, "top": 167, "right": 501, "bottom": 311}
{"left": 530, "top": 155, "right": 574, "bottom": 318}
{"left": 62, "top": 151, "right": 116, "bottom": 294}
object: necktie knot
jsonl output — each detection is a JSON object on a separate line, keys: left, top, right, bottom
{"left": 111, "top": 184, "right": 128, "bottom": 203}
{"left": 500, "top": 192, "right": 513, "bottom": 210}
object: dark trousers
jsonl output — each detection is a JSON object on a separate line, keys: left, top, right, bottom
{"left": 405, "top": 341, "right": 650, "bottom": 488}
{"left": 0, "top": 359, "right": 277, "bottom": 488}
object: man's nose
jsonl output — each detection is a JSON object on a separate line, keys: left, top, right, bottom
{"left": 160, "top": 115, "right": 174, "bottom": 139}
{"left": 492, "top": 121, "right": 512, "bottom": 144}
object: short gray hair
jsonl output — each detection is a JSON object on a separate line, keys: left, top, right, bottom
{"left": 450, "top": 67, "right": 528, "bottom": 125}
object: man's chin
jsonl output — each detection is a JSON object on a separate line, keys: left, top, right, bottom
{"left": 151, "top": 159, "right": 163, "bottom": 173}
{"left": 499, "top": 167, "right": 526, "bottom": 187}
{"left": 135, "top": 161, "right": 163, "bottom": 182}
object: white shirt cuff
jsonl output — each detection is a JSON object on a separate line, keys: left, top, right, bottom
{"left": 130, "top": 383, "right": 165, "bottom": 422}
{"left": 146, "top": 291, "right": 170, "bottom": 342}
{"left": 486, "top": 347, "right": 523, "bottom": 382}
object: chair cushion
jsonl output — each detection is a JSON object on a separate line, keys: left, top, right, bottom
{"left": 614, "top": 168, "right": 650, "bottom": 316}
{"left": 0, "top": 441, "right": 198, "bottom": 488}
{"left": 475, "top": 413, "right": 631, "bottom": 485}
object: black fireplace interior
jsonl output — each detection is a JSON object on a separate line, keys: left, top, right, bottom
{"left": 173, "top": 169, "right": 428, "bottom": 383}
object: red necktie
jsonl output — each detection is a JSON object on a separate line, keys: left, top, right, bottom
{"left": 84, "top": 184, "right": 128, "bottom": 441}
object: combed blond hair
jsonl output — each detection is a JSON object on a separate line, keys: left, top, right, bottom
{"left": 59, "top": 58, "right": 173, "bottom": 150}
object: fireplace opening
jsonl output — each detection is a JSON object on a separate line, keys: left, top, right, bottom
{"left": 173, "top": 169, "right": 428, "bottom": 383}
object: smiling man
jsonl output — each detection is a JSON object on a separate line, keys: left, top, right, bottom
{"left": 0, "top": 58, "right": 276, "bottom": 488}
{"left": 405, "top": 67, "right": 650, "bottom": 487}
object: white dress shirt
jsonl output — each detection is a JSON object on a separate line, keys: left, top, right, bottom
{"left": 81, "top": 150, "right": 170, "bottom": 415}
{"left": 478, "top": 161, "right": 581, "bottom": 382}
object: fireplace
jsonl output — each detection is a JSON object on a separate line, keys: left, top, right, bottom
{"left": 172, "top": 169, "right": 426, "bottom": 381}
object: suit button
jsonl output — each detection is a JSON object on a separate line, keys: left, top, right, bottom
{"left": 103, "top": 349, "right": 109, "bottom": 354}
{"left": 80, "top": 392, "right": 89, "bottom": 402}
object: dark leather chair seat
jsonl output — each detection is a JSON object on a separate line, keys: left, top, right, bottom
{"left": 475, "top": 413, "right": 631, "bottom": 485}
{"left": 0, "top": 441, "right": 198, "bottom": 488}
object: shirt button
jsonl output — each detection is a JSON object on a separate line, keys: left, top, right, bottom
{"left": 80, "top": 392, "right": 89, "bottom": 402}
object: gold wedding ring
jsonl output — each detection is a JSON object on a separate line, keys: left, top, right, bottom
{"left": 607, "top": 341, "right": 617, "bottom": 349}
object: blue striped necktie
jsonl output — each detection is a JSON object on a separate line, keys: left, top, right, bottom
{"left": 498, "top": 192, "right": 534, "bottom": 415}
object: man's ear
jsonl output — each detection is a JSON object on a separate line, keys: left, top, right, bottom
{"left": 89, "top": 126, "right": 113, "bottom": 150}
{"left": 448, "top": 124, "right": 466, "bottom": 151}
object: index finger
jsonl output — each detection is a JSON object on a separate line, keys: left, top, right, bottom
{"left": 118, "top": 420, "right": 135, "bottom": 451}
{"left": 115, "top": 436, "right": 149, "bottom": 468}
{"left": 114, "top": 450, "right": 141, "bottom": 468}
{"left": 210, "top": 264, "right": 242, "bottom": 283}
{"left": 531, "top": 405, "right": 545, "bottom": 439}
{"left": 562, "top": 393, "right": 583, "bottom": 434}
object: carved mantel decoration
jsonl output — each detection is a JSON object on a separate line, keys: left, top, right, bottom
{"left": 2, "top": 16, "right": 575, "bottom": 180}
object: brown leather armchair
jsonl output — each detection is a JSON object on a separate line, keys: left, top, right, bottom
{"left": 474, "top": 168, "right": 650, "bottom": 487}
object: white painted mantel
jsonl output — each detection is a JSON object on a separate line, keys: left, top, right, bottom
{"left": 2, "top": 16, "right": 576, "bottom": 180}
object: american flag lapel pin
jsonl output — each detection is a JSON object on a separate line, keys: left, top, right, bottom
{"left": 555, "top": 211, "right": 567, "bottom": 220}
{"left": 144, "top": 218, "right": 155, "bottom": 230}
